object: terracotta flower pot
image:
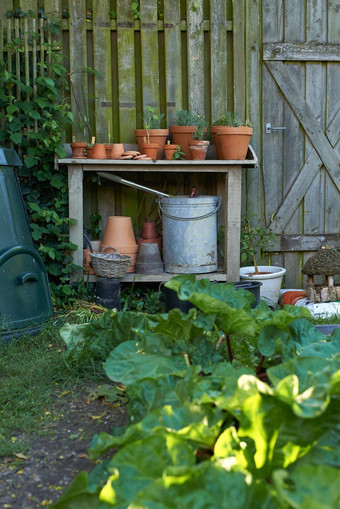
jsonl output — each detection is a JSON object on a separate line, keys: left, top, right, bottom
{"left": 101, "top": 216, "right": 138, "bottom": 273}
{"left": 83, "top": 248, "right": 95, "bottom": 275}
{"left": 188, "top": 140, "right": 209, "bottom": 160}
{"left": 91, "top": 143, "right": 107, "bottom": 159}
{"left": 217, "top": 126, "right": 253, "bottom": 160}
{"left": 141, "top": 221, "right": 158, "bottom": 239}
{"left": 86, "top": 146, "right": 94, "bottom": 158}
{"left": 169, "top": 126, "right": 197, "bottom": 160}
{"left": 163, "top": 144, "right": 178, "bottom": 160}
{"left": 137, "top": 236, "right": 162, "bottom": 252}
{"left": 142, "top": 143, "right": 159, "bottom": 160}
{"left": 134, "top": 129, "right": 169, "bottom": 159}
{"left": 110, "top": 143, "right": 125, "bottom": 158}
{"left": 105, "top": 144, "right": 113, "bottom": 158}
{"left": 70, "top": 142, "right": 86, "bottom": 158}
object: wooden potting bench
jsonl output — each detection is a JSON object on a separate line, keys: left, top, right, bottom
{"left": 59, "top": 147, "right": 257, "bottom": 283}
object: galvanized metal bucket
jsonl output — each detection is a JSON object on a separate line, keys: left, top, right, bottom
{"left": 158, "top": 196, "right": 221, "bottom": 273}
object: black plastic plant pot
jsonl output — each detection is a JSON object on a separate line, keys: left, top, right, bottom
{"left": 232, "top": 280, "right": 262, "bottom": 308}
{"left": 164, "top": 286, "right": 195, "bottom": 313}
{"left": 95, "top": 277, "right": 121, "bottom": 310}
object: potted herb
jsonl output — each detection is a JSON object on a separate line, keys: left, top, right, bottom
{"left": 169, "top": 109, "right": 201, "bottom": 160}
{"left": 188, "top": 114, "right": 209, "bottom": 160}
{"left": 135, "top": 105, "right": 168, "bottom": 159}
{"left": 239, "top": 213, "right": 285, "bottom": 307}
{"left": 213, "top": 112, "right": 253, "bottom": 160}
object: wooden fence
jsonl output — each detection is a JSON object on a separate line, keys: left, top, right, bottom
{"left": 1, "top": 0, "right": 339, "bottom": 288}
{"left": 0, "top": 1, "right": 240, "bottom": 143}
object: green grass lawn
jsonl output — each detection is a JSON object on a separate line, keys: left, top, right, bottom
{"left": 0, "top": 303, "right": 106, "bottom": 458}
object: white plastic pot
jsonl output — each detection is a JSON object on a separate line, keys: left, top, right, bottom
{"left": 239, "top": 265, "right": 286, "bottom": 308}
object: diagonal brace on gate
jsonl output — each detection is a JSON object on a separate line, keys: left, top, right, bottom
{"left": 265, "top": 60, "right": 340, "bottom": 233}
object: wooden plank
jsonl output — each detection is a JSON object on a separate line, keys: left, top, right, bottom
{"left": 232, "top": 0, "right": 245, "bottom": 120}
{"left": 325, "top": 0, "right": 340, "bottom": 235}
{"left": 68, "top": 165, "right": 84, "bottom": 270}
{"left": 15, "top": 19, "right": 20, "bottom": 100}
{"left": 261, "top": 0, "right": 284, "bottom": 225}
{"left": 140, "top": 0, "right": 159, "bottom": 111}
{"left": 43, "top": 0, "right": 63, "bottom": 19}
{"left": 269, "top": 110, "right": 340, "bottom": 233}
{"left": 0, "top": 2, "right": 11, "bottom": 20}
{"left": 326, "top": 109, "right": 340, "bottom": 147}
{"left": 186, "top": 0, "right": 205, "bottom": 114}
{"left": 281, "top": 0, "right": 305, "bottom": 288}
{"left": 17, "top": 0, "right": 36, "bottom": 16}
{"left": 69, "top": 0, "right": 88, "bottom": 142}
{"left": 225, "top": 167, "right": 242, "bottom": 281}
{"left": 267, "top": 233, "right": 340, "bottom": 252}
{"left": 266, "top": 60, "right": 340, "bottom": 191}
{"left": 303, "top": 0, "right": 327, "bottom": 275}
{"left": 39, "top": 17, "right": 45, "bottom": 77}
{"left": 98, "top": 184, "right": 115, "bottom": 235}
{"left": 303, "top": 0, "right": 327, "bottom": 257}
{"left": 23, "top": 18, "right": 30, "bottom": 102}
{"left": 117, "top": 0, "right": 136, "bottom": 143}
{"left": 92, "top": 0, "right": 112, "bottom": 144}
{"left": 245, "top": 0, "right": 261, "bottom": 217}
{"left": 164, "top": 1, "right": 182, "bottom": 125}
{"left": 210, "top": 0, "right": 227, "bottom": 121}
{"left": 263, "top": 42, "right": 340, "bottom": 61}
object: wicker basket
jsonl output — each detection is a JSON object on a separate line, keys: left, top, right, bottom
{"left": 90, "top": 247, "right": 132, "bottom": 278}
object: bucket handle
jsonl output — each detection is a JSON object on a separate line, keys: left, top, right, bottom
{"left": 157, "top": 196, "right": 222, "bottom": 221}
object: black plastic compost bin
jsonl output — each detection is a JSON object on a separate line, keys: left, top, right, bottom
{"left": 0, "top": 148, "right": 53, "bottom": 341}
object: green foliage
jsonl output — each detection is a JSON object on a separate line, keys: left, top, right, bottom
{"left": 0, "top": 22, "right": 85, "bottom": 303}
{"left": 121, "top": 284, "right": 165, "bottom": 313}
{"left": 240, "top": 213, "right": 276, "bottom": 273}
{"left": 131, "top": 1, "right": 141, "bottom": 19}
{"left": 87, "top": 213, "right": 102, "bottom": 240}
{"left": 174, "top": 110, "right": 209, "bottom": 139}
{"left": 193, "top": 114, "right": 208, "bottom": 140}
{"left": 172, "top": 146, "right": 186, "bottom": 160}
{"left": 213, "top": 111, "right": 252, "bottom": 128}
{"left": 142, "top": 105, "right": 165, "bottom": 130}
{"left": 52, "top": 276, "right": 340, "bottom": 508}
{"left": 174, "top": 109, "right": 198, "bottom": 126}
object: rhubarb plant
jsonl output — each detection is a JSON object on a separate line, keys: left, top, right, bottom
{"left": 54, "top": 276, "right": 340, "bottom": 509}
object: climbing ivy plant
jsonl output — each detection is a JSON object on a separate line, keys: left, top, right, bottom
{"left": 0, "top": 19, "right": 84, "bottom": 303}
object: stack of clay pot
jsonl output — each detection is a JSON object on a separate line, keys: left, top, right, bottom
{"left": 83, "top": 240, "right": 101, "bottom": 275}
{"left": 100, "top": 216, "right": 138, "bottom": 273}
{"left": 137, "top": 221, "right": 162, "bottom": 253}
{"left": 117, "top": 150, "right": 152, "bottom": 160}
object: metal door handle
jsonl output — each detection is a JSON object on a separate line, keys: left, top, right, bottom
{"left": 266, "top": 123, "right": 286, "bottom": 134}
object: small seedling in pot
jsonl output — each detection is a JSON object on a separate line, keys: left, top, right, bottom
{"left": 172, "top": 146, "right": 185, "bottom": 160}
{"left": 240, "top": 213, "right": 276, "bottom": 275}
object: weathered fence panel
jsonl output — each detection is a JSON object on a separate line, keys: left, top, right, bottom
{"left": 0, "top": 0, "right": 339, "bottom": 288}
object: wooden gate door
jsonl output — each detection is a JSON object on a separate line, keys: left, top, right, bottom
{"left": 260, "top": 0, "right": 340, "bottom": 288}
